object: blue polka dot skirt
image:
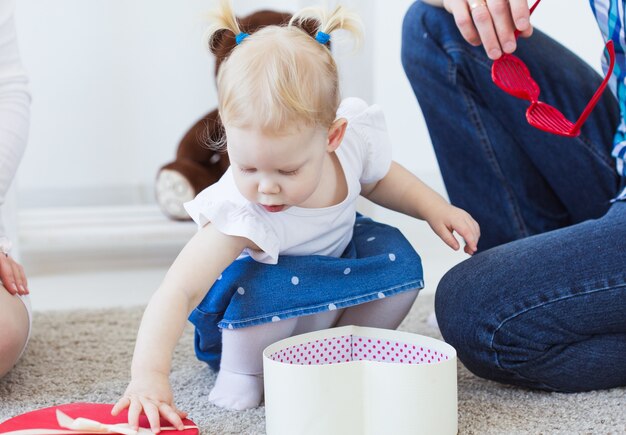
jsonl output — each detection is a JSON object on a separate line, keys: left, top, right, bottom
{"left": 189, "top": 214, "right": 424, "bottom": 371}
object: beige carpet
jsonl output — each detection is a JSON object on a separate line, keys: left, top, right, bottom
{"left": 1, "top": 294, "right": 625, "bottom": 434}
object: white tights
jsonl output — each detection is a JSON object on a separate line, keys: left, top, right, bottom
{"left": 209, "top": 289, "right": 419, "bottom": 410}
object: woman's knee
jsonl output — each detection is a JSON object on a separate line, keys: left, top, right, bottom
{"left": 436, "top": 258, "right": 626, "bottom": 392}
{"left": 434, "top": 258, "right": 509, "bottom": 379}
{"left": 0, "top": 318, "right": 26, "bottom": 350}
{"left": 0, "top": 291, "right": 30, "bottom": 377}
{"left": 0, "top": 314, "right": 28, "bottom": 377}
{"left": 435, "top": 263, "right": 478, "bottom": 344}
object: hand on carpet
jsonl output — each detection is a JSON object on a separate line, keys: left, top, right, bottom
{"left": 112, "top": 373, "right": 188, "bottom": 433}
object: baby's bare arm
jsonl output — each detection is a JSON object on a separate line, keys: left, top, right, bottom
{"left": 361, "top": 161, "right": 449, "bottom": 222}
{"left": 114, "top": 223, "right": 250, "bottom": 431}
{"left": 361, "top": 161, "right": 480, "bottom": 254}
{"left": 133, "top": 224, "right": 248, "bottom": 375}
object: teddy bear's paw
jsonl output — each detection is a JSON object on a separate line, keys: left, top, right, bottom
{"left": 156, "top": 169, "right": 195, "bottom": 220}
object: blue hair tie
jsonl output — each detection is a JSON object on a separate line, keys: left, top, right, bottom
{"left": 235, "top": 32, "right": 249, "bottom": 45}
{"left": 315, "top": 31, "right": 330, "bottom": 45}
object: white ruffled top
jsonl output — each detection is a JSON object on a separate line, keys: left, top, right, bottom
{"left": 0, "top": 0, "right": 30, "bottom": 255}
{"left": 183, "top": 98, "right": 392, "bottom": 265}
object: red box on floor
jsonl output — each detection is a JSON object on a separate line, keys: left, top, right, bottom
{"left": 0, "top": 402, "right": 198, "bottom": 434}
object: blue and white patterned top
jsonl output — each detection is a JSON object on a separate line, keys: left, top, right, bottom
{"left": 590, "top": 0, "right": 626, "bottom": 201}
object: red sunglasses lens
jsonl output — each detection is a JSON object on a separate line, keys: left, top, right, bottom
{"left": 526, "top": 102, "right": 576, "bottom": 137}
{"left": 490, "top": 0, "right": 613, "bottom": 138}
{"left": 491, "top": 54, "right": 540, "bottom": 101}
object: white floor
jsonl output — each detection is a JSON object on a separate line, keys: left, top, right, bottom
{"left": 20, "top": 203, "right": 470, "bottom": 312}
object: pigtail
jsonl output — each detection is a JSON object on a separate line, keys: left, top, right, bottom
{"left": 289, "top": 5, "right": 363, "bottom": 48}
{"left": 203, "top": 0, "right": 243, "bottom": 54}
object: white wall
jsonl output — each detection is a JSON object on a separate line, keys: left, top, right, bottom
{"left": 14, "top": 0, "right": 299, "bottom": 207}
{"left": 14, "top": 0, "right": 605, "bottom": 208}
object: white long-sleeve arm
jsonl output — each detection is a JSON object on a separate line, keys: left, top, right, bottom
{"left": 0, "top": 0, "right": 31, "bottom": 254}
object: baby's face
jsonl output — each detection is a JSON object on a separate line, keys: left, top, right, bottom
{"left": 225, "top": 125, "right": 329, "bottom": 212}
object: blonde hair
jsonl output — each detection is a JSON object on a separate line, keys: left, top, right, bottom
{"left": 204, "top": 0, "right": 363, "bottom": 149}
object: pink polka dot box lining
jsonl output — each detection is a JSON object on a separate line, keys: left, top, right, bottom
{"left": 262, "top": 325, "right": 457, "bottom": 435}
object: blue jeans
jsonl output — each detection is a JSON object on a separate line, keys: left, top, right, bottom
{"left": 402, "top": 1, "right": 626, "bottom": 392}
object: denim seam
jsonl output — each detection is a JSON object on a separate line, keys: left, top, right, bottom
{"left": 489, "top": 282, "right": 626, "bottom": 390}
{"left": 457, "top": 78, "right": 530, "bottom": 239}
{"left": 419, "top": 1, "right": 617, "bottom": 190}
{"left": 575, "top": 133, "right": 619, "bottom": 173}
{"left": 444, "top": 44, "right": 616, "bottom": 174}
{"left": 443, "top": 45, "right": 493, "bottom": 71}
{"left": 443, "top": 41, "right": 617, "bottom": 197}
{"left": 419, "top": 10, "right": 494, "bottom": 81}
{"left": 436, "top": 39, "right": 530, "bottom": 239}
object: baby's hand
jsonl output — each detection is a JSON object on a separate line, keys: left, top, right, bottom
{"left": 112, "top": 372, "right": 187, "bottom": 433}
{"left": 426, "top": 204, "right": 480, "bottom": 255}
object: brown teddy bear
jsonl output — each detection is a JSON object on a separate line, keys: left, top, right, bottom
{"left": 155, "top": 10, "right": 321, "bottom": 220}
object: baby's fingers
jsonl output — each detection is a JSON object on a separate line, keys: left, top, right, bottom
{"left": 140, "top": 399, "right": 161, "bottom": 433}
{"left": 455, "top": 219, "right": 480, "bottom": 254}
{"left": 128, "top": 398, "right": 144, "bottom": 430}
{"left": 473, "top": 219, "right": 481, "bottom": 243}
{"left": 111, "top": 397, "right": 130, "bottom": 416}
{"left": 159, "top": 403, "right": 185, "bottom": 431}
{"left": 174, "top": 406, "right": 188, "bottom": 419}
{"left": 434, "top": 224, "right": 461, "bottom": 251}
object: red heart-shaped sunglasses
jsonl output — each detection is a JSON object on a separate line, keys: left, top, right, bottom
{"left": 491, "top": 0, "right": 615, "bottom": 137}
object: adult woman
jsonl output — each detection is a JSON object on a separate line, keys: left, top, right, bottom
{"left": 0, "top": 0, "right": 31, "bottom": 378}
{"left": 401, "top": 0, "right": 625, "bottom": 392}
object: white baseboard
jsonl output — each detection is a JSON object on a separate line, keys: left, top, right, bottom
{"left": 18, "top": 204, "right": 196, "bottom": 276}
{"left": 17, "top": 184, "right": 156, "bottom": 208}
{"left": 16, "top": 171, "right": 453, "bottom": 281}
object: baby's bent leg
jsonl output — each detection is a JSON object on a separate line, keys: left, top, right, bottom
{"left": 211, "top": 309, "right": 345, "bottom": 410}
{"left": 210, "top": 318, "right": 297, "bottom": 410}
{"left": 292, "top": 308, "right": 343, "bottom": 336}
{"left": 335, "top": 289, "right": 419, "bottom": 329}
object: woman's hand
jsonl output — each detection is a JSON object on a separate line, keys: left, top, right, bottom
{"left": 425, "top": 203, "right": 481, "bottom": 255}
{"left": 0, "top": 254, "right": 28, "bottom": 295}
{"left": 112, "top": 372, "right": 188, "bottom": 433}
{"left": 441, "top": 0, "right": 533, "bottom": 59}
